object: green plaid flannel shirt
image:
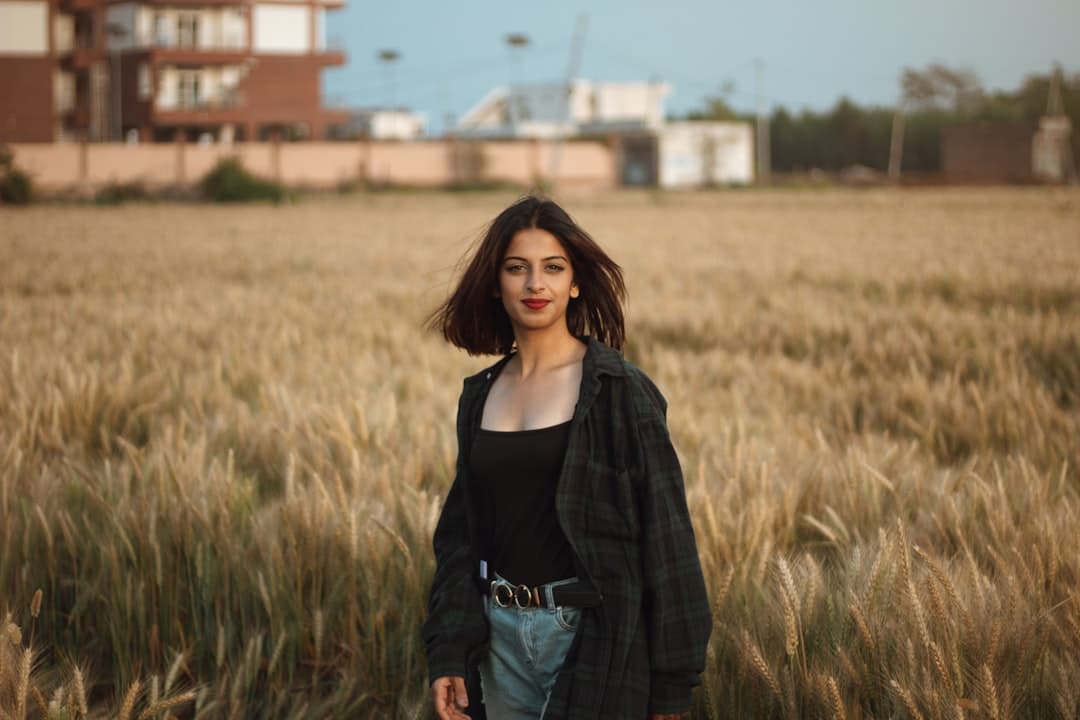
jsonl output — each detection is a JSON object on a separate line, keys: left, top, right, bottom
{"left": 423, "top": 337, "right": 712, "bottom": 719}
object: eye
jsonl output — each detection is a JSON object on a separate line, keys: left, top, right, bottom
{"left": 504, "top": 263, "right": 527, "bottom": 273}
{"left": 546, "top": 264, "right": 566, "bottom": 272}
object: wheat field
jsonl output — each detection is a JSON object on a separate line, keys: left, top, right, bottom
{"left": 1, "top": 188, "right": 1079, "bottom": 719}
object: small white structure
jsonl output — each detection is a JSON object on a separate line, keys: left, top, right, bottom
{"left": 658, "top": 122, "right": 754, "bottom": 187}
{"left": 338, "top": 108, "right": 426, "bottom": 140}
{"left": 458, "top": 79, "right": 754, "bottom": 187}
{"left": 457, "top": 79, "right": 669, "bottom": 138}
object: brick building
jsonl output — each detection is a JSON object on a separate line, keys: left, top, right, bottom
{"left": 0, "top": 0, "right": 347, "bottom": 143}
{"left": 940, "top": 122, "right": 1039, "bottom": 184}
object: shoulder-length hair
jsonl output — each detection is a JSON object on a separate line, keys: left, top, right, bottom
{"left": 429, "top": 195, "right": 626, "bottom": 356}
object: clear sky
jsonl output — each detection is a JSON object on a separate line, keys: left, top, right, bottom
{"left": 322, "top": 0, "right": 1080, "bottom": 135}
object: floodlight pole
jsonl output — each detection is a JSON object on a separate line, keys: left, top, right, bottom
{"left": 505, "top": 33, "right": 529, "bottom": 131}
{"left": 755, "top": 58, "right": 770, "bottom": 185}
{"left": 378, "top": 49, "right": 401, "bottom": 108}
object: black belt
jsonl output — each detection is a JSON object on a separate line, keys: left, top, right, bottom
{"left": 487, "top": 578, "right": 602, "bottom": 609}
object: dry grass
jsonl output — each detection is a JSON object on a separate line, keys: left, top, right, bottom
{"left": 1, "top": 188, "right": 1079, "bottom": 718}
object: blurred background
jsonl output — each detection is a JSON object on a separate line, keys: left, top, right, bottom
{"left": 0, "top": 0, "right": 1077, "bottom": 195}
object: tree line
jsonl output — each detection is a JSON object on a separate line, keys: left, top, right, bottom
{"left": 686, "top": 64, "right": 1080, "bottom": 174}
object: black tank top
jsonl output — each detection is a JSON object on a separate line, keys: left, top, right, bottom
{"left": 469, "top": 420, "right": 576, "bottom": 587}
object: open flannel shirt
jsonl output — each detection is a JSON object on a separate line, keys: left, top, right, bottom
{"left": 423, "top": 337, "right": 712, "bottom": 719}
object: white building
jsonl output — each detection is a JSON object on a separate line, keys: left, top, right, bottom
{"left": 657, "top": 122, "right": 755, "bottom": 187}
{"left": 335, "top": 108, "right": 426, "bottom": 140}
{"left": 456, "top": 79, "right": 670, "bottom": 139}
{"left": 455, "top": 78, "right": 755, "bottom": 187}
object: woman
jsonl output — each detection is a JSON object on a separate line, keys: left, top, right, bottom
{"left": 423, "top": 196, "right": 711, "bottom": 720}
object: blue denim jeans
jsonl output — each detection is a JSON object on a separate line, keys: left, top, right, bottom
{"left": 480, "top": 576, "right": 582, "bottom": 720}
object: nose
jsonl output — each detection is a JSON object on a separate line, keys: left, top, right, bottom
{"left": 526, "top": 268, "right": 544, "bottom": 293}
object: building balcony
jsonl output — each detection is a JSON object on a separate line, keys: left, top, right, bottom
{"left": 59, "top": 0, "right": 99, "bottom": 11}
{"left": 152, "top": 93, "right": 246, "bottom": 123}
{"left": 313, "top": 48, "right": 345, "bottom": 67}
{"left": 136, "top": 0, "right": 249, "bottom": 5}
{"left": 60, "top": 47, "right": 103, "bottom": 69}
{"left": 63, "top": 106, "right": 91, "bottom": 129}
{"left": 147, "top": 46, "right": 250, "bottom": 65}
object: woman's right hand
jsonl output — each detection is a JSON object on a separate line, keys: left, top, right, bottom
{"left": 431, "top": 676, "right": 470, "bottom": 720}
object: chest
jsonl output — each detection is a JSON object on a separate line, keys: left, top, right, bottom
{"left": 480, "top": 365, "right": 583, "bottom": 431}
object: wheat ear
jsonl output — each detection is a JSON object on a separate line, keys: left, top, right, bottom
{"left": 890, "top": 678, "right": 926, "bottom": 720}
{"left": 118, "top": 678, "right": 142, "bottom": 720}
{"left": 743, "top": 631, "right": 782, "bottom": 700}
{"left": 136, "top": 689, "right": 198, "bottom": 720}
{"left": 826, "top": 675, "right": 846, "bottom": 720}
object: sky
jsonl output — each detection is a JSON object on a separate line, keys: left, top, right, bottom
{"left": 322, "top": 0, "right": 1080, "bottom": 135}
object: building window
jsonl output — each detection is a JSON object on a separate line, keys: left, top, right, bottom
{"left": 153, "top": 13, "right": 167, "bottom": 47}
{"left": 178, "top": 69, "right": 200, "bottom": 107}
{"left": 177, "top": 13, "right": 198, "bottom": 48}
{"left": 137, "top": 63, "right": 151, "bottom": 99}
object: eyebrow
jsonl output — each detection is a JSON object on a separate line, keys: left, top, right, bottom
{"left": 503, "top": 255, "right": 568, "bottom": 263}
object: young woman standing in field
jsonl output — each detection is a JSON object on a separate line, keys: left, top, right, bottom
{"left": 423, "top": 196, "right": 711, "bottom": 720}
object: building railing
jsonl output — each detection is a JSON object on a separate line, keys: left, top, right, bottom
{"left": 157, "top": 92, "right": 243, "bottom": 111}
{"left": 144, "top": 34, "right": 247, "bottom": 51}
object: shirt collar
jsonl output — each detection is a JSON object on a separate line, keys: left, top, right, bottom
{"left": 463, "top": 336, "right": 627, "bottom": 389}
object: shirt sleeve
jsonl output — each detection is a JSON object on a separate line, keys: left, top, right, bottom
{"left": 421, "top": 391, "right": 488, "bottom": 686}
{"left": 628, "top": 369, "right": 712, "bottom": 716}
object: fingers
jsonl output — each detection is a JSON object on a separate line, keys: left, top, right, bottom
{"left": 452, "top": 676, "right": 469, "bottom": 710}
{"left": 431, "top": 677, "right": 452, "bottom": 720}
{"left": 432, "top": 676, "right": 470, "bottom": 720}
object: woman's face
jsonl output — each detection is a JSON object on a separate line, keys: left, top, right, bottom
{"left": 497, "top": 227, "right": 579, "bottom": 337}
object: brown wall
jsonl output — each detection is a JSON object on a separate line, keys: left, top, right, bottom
{"left": 8, "top": 139, "right": 617, "bottom": 191}
{"left": 0, "top": 57, "right": 55, "bottom": 142}
{"left": 941, "top": 123, "right": 1036, "bottom": 184}
{"left": 240, "top": 56, "right": 322, "bottom": 119}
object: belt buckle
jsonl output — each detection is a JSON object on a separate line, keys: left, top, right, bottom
{"left": 491, "top": 581, "right": 514, "bottom": 608}
{"left": 514, "top": 584, "right": 536, "bottom": 609}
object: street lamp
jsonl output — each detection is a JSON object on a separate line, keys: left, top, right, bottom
{"left": 504, "top": 33, "right": 529, "bottom": 129}
{"left": 106, "top": 22, "right": 128, "bottom": 141}
{"left": 377, "top": 49, "right": 400, "bottom": 108}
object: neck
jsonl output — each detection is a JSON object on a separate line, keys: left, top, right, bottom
{"left": 512, "top": 328, "right": 584, "bottom": 377}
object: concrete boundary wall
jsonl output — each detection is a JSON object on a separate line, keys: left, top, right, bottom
{"left": 8, "top": 139, "right": 617, "bottom": 192}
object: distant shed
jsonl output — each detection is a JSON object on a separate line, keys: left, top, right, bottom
{"left": 941, "top": 122, "right": 1038, "bottom": 184}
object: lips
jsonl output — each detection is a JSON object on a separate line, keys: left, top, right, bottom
{"left": 523, "top": 299, "right": 551, "bottom": 310}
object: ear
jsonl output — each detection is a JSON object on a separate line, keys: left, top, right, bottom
{"left": 570, "top": 284, "right": 580, "bottom": 299}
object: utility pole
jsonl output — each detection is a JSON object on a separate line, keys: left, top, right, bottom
{"left": 754, "top": 58, "right": 770, "bottom": 185}
{"left": 1038, "top": 63, "right": 1077, "bottom": 184}
{"left": 548, "top": 14, "right": 588, "bottom": 191}
{"left": 377, "top": 49, "right": 400, "bottom": 108}
{"left": 888, "top": 99, "right": 905, "bottom": 183}
{"left": 505, "top": 33, "right": 530, "bottom": 130}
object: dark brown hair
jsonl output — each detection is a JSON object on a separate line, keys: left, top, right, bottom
{"left": 429, "top": 195, "right": 626, "bottom": 355}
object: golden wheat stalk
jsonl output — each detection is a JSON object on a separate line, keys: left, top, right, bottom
{"left": 118, "top": 678, "right": 141, "bottom": 720}
{"left": 849, "top": 594, "right": 876, "bottom": 653}
{"left": 72, "top": 663, "right": 88, "bottom": 717}
{"left": 890, "top": 678, "right": 926, "bottom": 720}
{"left": 826, "top": 675, "right": 846, "bottom": 720}
{"left": 979, "top": 664, "right": 1001, "bottom": 720}
{"left": 136, "top": 689, "right": 198, "bottom": 720}
{"left": 15, "top": 648, "right": 31, "bottom": 720}
{"left": 742, "top": 630, "right": 781, "bottom": 701}
{"left": 30, "top": 685, "right": 48, "bottom": 720}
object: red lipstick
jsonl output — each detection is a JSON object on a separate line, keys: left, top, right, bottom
{"left": 523, "top": 299, "right": 550, "bottom": 310}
